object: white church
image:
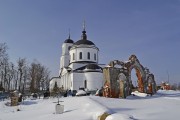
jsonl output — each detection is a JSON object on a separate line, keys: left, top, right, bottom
{"left": 50, "top": 25, "right": 104, "bottom": 92}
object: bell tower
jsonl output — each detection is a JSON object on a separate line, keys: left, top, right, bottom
{"left": 59, "top": 33, "right": 74, "bottom": 75}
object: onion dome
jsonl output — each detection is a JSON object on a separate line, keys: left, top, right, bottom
{"left": 64, "top": 39, "right": 74, "bottom": 43}
{"left": 74, "top": 39, "right": 94, "bottom": 45}
{"left": 74, "top": 21, "right": 95, "bottom": 45}
{"left": 64, "top": 31, "right": 74, "bottom": 43}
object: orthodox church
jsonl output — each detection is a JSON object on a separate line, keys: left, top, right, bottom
{"left": 50, "top": 25, "right": 104, "bottom": 92}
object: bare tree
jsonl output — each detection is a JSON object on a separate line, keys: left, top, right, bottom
{"left": 0, "top": 43, "right": 51, "bottom": 93}
{"left": 29, "top": 61, "right": 50, "bottom": 93}
{"left": 22, "top": 66, "right": 28, "bottom": 93}
{"left": 6, "top": 62, "right": 15, "bottom": 91}
{"left": 14, "top": 69, "right": 19, "bottom": 90}
{"left": 1, "top": 57, "right": 9, "bottom": 91}
{"left": 17, "top": 58, "right": 26, "bottom": 92}
{"left": 0, "top": 43, "right": 8, "bottom": 91}
{"left": 43, "top": 68, "right": 51, "bottom": 91}
{"left": 171, "top": 83, "right": 177, "bottom": 90}
{"left": 177, "top": 82, "right": 180, "bottom": 90}
{"left": 29, "top": 62, "right": 37, "bottom": 93}
{"left": 38, "top": 66, "right": 50, "bottom": 91}
{"left": 0, "top": 43, "right": 8, "bottom": 62}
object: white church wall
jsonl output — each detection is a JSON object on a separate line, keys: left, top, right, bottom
{"left": 61, "top": 68, "right": 68, "bottom": 76}
{"left": 67, "top": 73, "right": 71, "bottom": 90}
{"left": 69, "top": 48, "right": 76, "bottom": 62}
{"left": 63, "top": 73, "right": 71, "bottom": 90}
{"left": 71, "top": 73, "right": 85, "bottom": 90}
{"left": 70, "top": 72, "right": 103, "bottom": 91}
{"left": 62, "top": 43, "right": 73, "bottom": 55}
{"left": 70, "top": 73, "right": 73, "bottom": 90}
{"left": 76, "top": 48, "right": 98, "bottom": 62}
{"left": 60, "top": 43, "right": 73, "bottom": 69}
{"left": 85, "top": 72, "right": 104, "bottom": 91}
{"left": 60, "top": 72, "right": 73, "bottom": 91}
{"left": 69, "top": 47, "right": 98, "bottom": 63}
{"left": 60, "top": 55, "right": 70, "bottom": 68}
{"left": 60, "top": 74, "right": 68, "bottom": 90}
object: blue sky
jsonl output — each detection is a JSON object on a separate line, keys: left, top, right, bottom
{"left": 0, "top": 0, "right": 180, "bottom": 84}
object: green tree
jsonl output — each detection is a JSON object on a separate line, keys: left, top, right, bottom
{"left": 51, "top": 81, "right": 59, "bottom": 96}
{"left": 53, "top": 82, "right": 59, "bottom": 93}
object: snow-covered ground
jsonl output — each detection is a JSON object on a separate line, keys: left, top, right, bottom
{"left": 0, "top": 90, "right": 180, "bottom": 120}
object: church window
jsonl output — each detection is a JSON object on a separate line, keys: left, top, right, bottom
{"left": 79, "top": 52, "right": 82, "bottom": 59}
{"left": 84, "top": 80, "right": 87, "bottom": 88}
{"left": 73, "top": 53, "right": 75, "bottom": 60}
{"left": 94, "top": 54, "right": 96, "bottom": 60}
{"left": 87, "top": 52, "right": 90, "bottom": 59}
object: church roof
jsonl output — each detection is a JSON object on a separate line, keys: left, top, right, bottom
{"left": 73, "top": 23, "right": 95, "bottom": 46}
{"left": 64, "top": 33, "right": 74, "bottom": 43}
{"left": 74, "top": 64, "right": 102, "bottom": 72}
{"left": 74, "top": 39, "right": 94, "bottom": 45}
{"left": 86, "top": 64, "right": 101, "bottom": 70}
{"left": 64, "top": 38, "right": 74, "bottom": 43}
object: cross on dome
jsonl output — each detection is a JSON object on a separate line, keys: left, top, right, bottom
{"left": 81, "top": 20, "right": 87, "bottom": 40}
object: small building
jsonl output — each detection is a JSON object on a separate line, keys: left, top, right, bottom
{"left": 161, "top": 82, "right": 171, "bottom": 90}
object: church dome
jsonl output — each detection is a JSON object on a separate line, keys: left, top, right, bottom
{"left": 64, "top": 32, "right": 74, "bottom": 43}
{"left": 74, "top": 26, "right": 95, "bottom": 46}
{"left": 74, "top": 39, "right": 94, "bottom": 45}
{"left": 86, "top": 64, "right": 101, "bottom": 70}
{"left": 64, "top": 38, "right": 74, "bottom": 43}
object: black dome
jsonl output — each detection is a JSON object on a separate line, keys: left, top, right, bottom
{"left": 64, "top": 39, "right": 74, "bottom": 43}
{"left": 74, "top": 29, "right": 95, "bottom": 45}
{"left": 86, "top": 64, "right": 101, "bottom": 70}
{"left": 74, "top": 39, "right": 95, "bottom": 45}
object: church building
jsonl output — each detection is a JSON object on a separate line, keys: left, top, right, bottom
{"left": 50, "top": 25, "right": 104, "bottom": 92}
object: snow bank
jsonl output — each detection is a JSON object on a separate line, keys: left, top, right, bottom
{"left": 106, "top": 113, "right": 134, "bottom": 120}
{"left": 157, "top": 90, "right": 180, "bottom": 94}
{"left": 131, "top": 91, "right": 147, "bottom": 97}
{"left": 1, "top": 90, "right": 180, "bottom": 120}
{"left": 82, "top": 97, "right": 111, "bottom": 120}
{"left": 76, "top": 90, "right": 87, "bottom": 96}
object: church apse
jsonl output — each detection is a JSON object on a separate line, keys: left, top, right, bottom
{"left": 103, "top": 55, "right": 156, "bottom": 98}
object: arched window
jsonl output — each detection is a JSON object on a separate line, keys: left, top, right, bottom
{"left": 84, "top": 80, "right": 87, "bottom": 88}
{"left": 79, "top": 52, "right": 82, "bottom": 59}
{"left": 94, "top": 54, "right": 96, "bottom": 60}
{"left": 73, "top": 53, "right": 75, "bottom": 60}
{"left": 87, "top": 52, "right": 90, "bottom": 59}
